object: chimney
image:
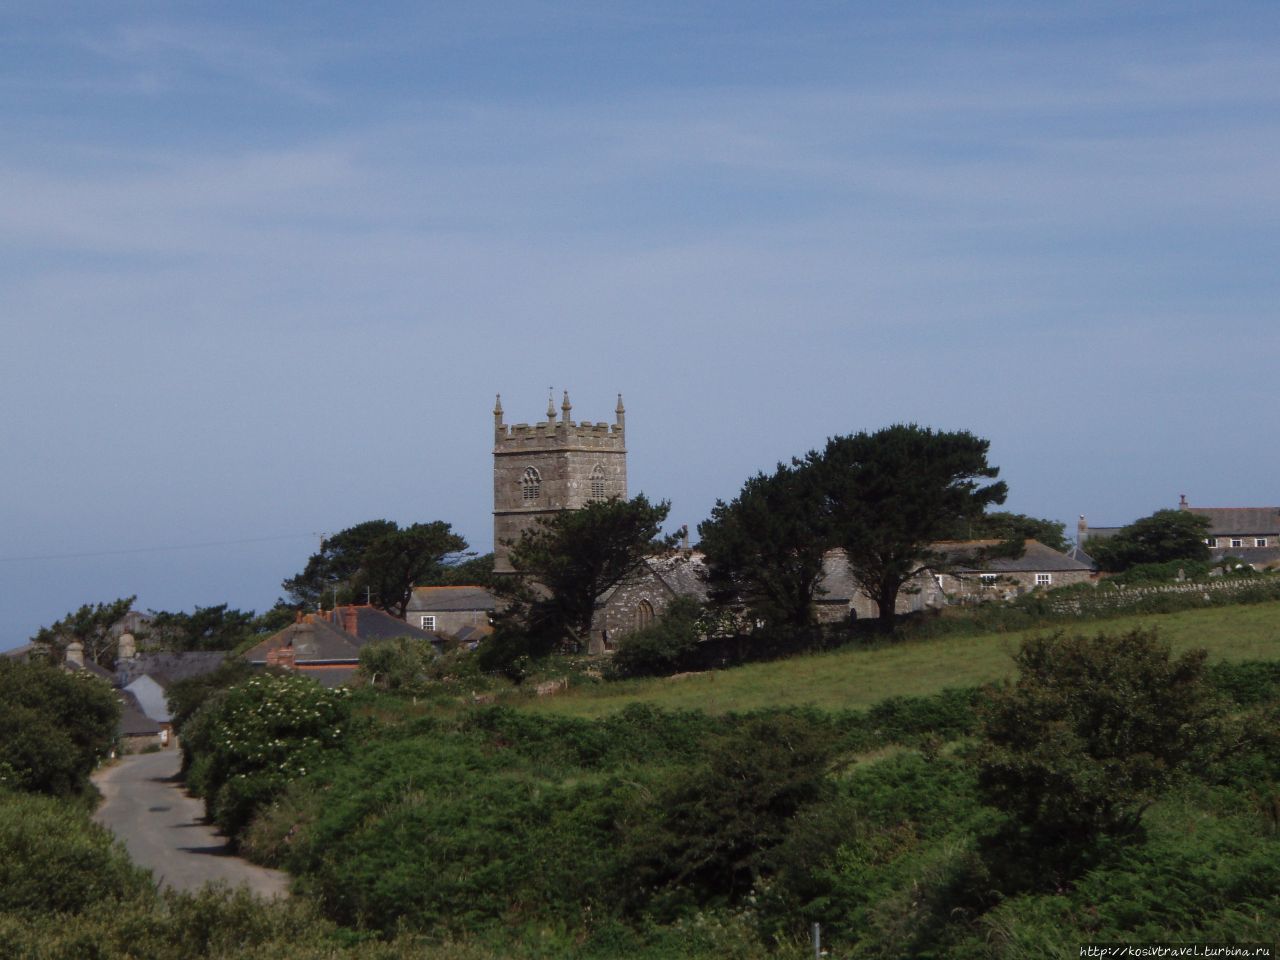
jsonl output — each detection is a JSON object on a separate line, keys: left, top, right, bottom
{"left": 266, "top": 643, "right": 296, "bottom": 671}
{"left": 65, "top": 640, "right": 84, "bottom": 668}
{"left": 118, "top": 632, "right": 136, "bottom": 660}
{"left": 1179, "top": 494, "right": 1189, "bottom": 510}
{"left": 1077, "top": 515, "right": 1088, "bottom": 545}
{"left": 341, "top": 605, "right": 358, "bottom": 635}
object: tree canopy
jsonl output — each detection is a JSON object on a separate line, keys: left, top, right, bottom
{"left": 281, "top": 519, "right": 470, "bottom": 616}
{"left": 502, "top": 494, "right": 674, "bottom": 650}
{"left": 1089, "top": 509, "right": 1212, "bottom": 572}
{"left": 808, "top": 424, "right": 1007, "bottom": 630}
{"left": 945, "top": 511, "right": 1068, "bottom": 552}
{"left": 698, "top": 461, "right": 830, "bottom": 633}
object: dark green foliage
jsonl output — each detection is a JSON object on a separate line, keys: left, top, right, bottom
{"left": 1104, "top": 558, "right": 1215, "bottom": 585}
{"left": 1091, "top": 509, "right": 1213, "bottom": 572}
{"left": 807, "top": 424, "right": 1007, "bottom": 630}
{"left": 0, "top": 658, "right": 119, "bottom": 797}
{"left": 945, "top": 511, "right": 1069, "bottom": 552}
{"left": 361, "top": 521, "right": 470, "bottom": 618}
{"left": 627, "top": 714, "right": 835, "bottom": 917}
{"left": 611, "top": 595, "right": 706, "bottom": 678}
{"left": 698, "top": 462, "right": 830, "bottom": 632}
{"left": 977, "top": 630, "right": 1223, "bottom": 880}
{"left": 0, "top": 789, "right": 153, "bottom": 916}
{"left": 503, "top": 493, "right": 674, "bottom": 650}
{"left": 30, "top": 596, "right": 135, "bottom": 668}
{"left": 282, "top": 520, "right": 398, "bottom": 608}
{"left": 146, "top": 603, "right": 259, "bottom": 651}
{"left": 1205, "top": 659, "right": 1280, "bottom": 707}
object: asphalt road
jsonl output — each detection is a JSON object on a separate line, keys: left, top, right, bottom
{"left": 92, "top": 749, "right": 290, "bottom": 898}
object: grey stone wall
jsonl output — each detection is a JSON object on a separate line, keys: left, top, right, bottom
{"left": 492, "top": 395, "right": 626, "bottom": 573}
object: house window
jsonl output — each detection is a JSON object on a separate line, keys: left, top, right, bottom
{"left": 1206, "top": 538, "right": 1218, "bottom": 548}
{"left": 1231, "top": 538, "right": 1243, "bottom": 548}
{"left": 1257, "top": 538, "right": 1269, "bottom": 548}
{"left": 521, "top": 467, "right": 541, "bottom": 502}
{"left": 590, "top": 464, "right": 606, "bottom": 501}
{"left": 420, "top": 616, "right": 436, "bottom": 632}
{"left": 979, "top": 574, "right": 998, "bottom": 584}
{"left": 635, "top": 600, "right": 655, "bottom": 631}
{"left": 1035, "top": 573, "right": 1052, "bottom": 587}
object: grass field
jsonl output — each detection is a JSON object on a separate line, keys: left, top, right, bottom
{"left": 523, "top": 600, "right": 1280, "bottom": 718}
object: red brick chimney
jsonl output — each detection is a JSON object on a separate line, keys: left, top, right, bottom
{"left": 266, "top": 644, "right": 296, "bottom": 671}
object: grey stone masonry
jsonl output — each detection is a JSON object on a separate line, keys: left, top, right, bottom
{"left": 493, "top": 391, "right": 627, "bottom": 573}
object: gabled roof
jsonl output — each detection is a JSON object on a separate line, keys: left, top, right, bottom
{"left": 241, "top": 617, "right": 365, "bottom": 665}
{"left": 406, "top": 586, "right": 497, "bottom": 613}
{"left": 1187, "top": 507, "right": 1280, "bottom": 536}
{"left": 933, "top": 539, "right": 1093, "bottom": 574}
{"left": 646, "top": 554, "right": 710, "bottom": 601}
{"left": 325, "top": 606, "right": 440, "bottom": 642}
{"left": 118, "top": 689, "right": 162, "bottom": 737}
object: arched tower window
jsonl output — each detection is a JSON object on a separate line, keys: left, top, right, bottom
{"left": 635, "top": 599, "right": 655, "bottom": 631}
{"left": 521, "top": 466, "right": 541, "bottom": 502}
{"left": 591, "top": 463, "right": 606, "bottom": 501}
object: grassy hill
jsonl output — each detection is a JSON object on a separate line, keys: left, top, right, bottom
{"left": 525, "top": 600, "right": 1280, "bottom": 718}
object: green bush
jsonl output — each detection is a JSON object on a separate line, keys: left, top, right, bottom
{"left": 610, "top": 596, "right": 706, "bottom": 678}
{"left": 0, "top": 658, "right": 119, "bottom": 797}
{"left": 0, "top": 790, "right": 153, "bottom": 915}
{"left": 182, "top": 673, "right": 351, "bottom": 837}
{"left": 977, "top": 630, "right": 1224, "bottom": 883}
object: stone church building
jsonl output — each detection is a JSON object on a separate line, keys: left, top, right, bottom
{"left": 492, "top": 391, "right": 627, "bottom": 574}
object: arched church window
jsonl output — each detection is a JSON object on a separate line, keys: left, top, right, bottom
{"left": 522, "top": 466, "right": 541, "bottom": 502}
{"left": 635, "top": 599, "right": 655, "bottom": 631}
{"left": 591, "top": 464, "right": 606, "bottom": 501}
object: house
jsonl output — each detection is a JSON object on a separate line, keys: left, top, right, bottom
{"left": 405, "top": 586, "right": 497, "bottom": 645}
{"left": 1079, "top": 497, "right": 1280, "bottom": 570}
{"left": 931, "top": 539, "right": 1094, "bottom": 599}
{"left": 242, "top": 606, "right": 438, "bottom": 686}
{"left": 1179, "top": 496, "right": 1280, "bottom": 568}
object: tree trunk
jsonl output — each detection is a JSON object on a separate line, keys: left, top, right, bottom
{"left": 875, "top": 579, "right": 900, "bottom": 633}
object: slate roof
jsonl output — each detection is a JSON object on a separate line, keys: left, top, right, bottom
{"left": 406, "top": 586, "right": 498, "bottom": 613}
{"left": 65, "top": 657, "right": 115, "bottom": 681}
{"left": 647, "top": 554, "right": 710, "bottom": 601}
{"left": 118, "top": 689, "right": 162, "bottom": 737}
{"left": 116, "top": 651, "right": 227, "bottom": 687}
{"left": 1188, "top": 507, "right": 1280, "bottom": 536}
{"left": 241, "top": 618, "right": 366, "bottom": 665}
{"left": 326, "top": 606, "right": 441, "bottom": 642}
{"left": 934, "top": 539, "right": 1093, "bottom": 574}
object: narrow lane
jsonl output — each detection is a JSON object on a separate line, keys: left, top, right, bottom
{"left": 92, "top": 749, "right": 290, "bottom": 898}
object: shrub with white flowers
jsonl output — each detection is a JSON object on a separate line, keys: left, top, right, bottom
{"left": 184, "top": 673, "right": 351, "bottom": 838}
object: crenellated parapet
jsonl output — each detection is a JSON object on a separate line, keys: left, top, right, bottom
{"left": 493, "top": 391, "right": 625, "bottom": 451}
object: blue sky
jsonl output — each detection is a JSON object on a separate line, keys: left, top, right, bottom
{"left": 3, "top": 2, "right": 1279, "bottom": 649}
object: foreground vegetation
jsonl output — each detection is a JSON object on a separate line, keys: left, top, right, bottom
{"left": 156, "top": 616, "right": 1280, "bottom": 958}
{"left": 6, "top": 600, "right": 1279, "bottom": 958}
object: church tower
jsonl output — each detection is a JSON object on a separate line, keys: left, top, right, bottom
{"left": 492, "top": 391, "right": 627, "bottom": 573}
